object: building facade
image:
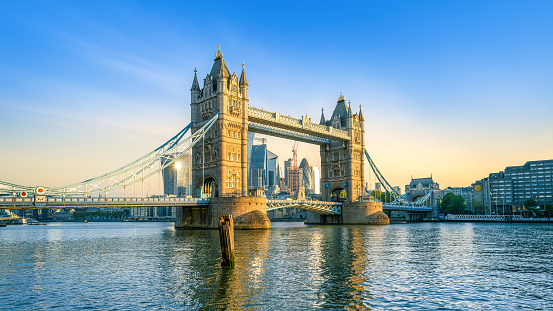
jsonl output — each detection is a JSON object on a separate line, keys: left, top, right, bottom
{"left": 319, "top": 95, "right": 366, "bottom": 202}
{"left": 479, "top": 159, "right": 553, "bottom": 213}
{"left": 161, "top": 153, "right": 192, "bottom": 197}
{"left": 190, "top": 47, "right": 249, "bottom": 197}
{"left": 248, "top": 138, "right": 281, "bottom": 192}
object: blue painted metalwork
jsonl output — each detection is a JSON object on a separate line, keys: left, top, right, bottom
{"left": 266, "top": 199, "right": 342, "bottom": 215}
{"left": 0, "top": 113, "right": 219, "bottom": 196}
{"left": 248, "top": 121, "right": 332, "bottom": 145}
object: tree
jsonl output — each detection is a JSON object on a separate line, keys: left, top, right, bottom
{"left": 370, "top": 190, "right": 394, "bottom": 203}
{"left": 472, "top": 199, "right": 489, "bottom": 215}
{"left": 440, "top": 192, "right": 466, "bottom": 215}
{"left": 524, "top": 199, "right": 540, "bottom": 216}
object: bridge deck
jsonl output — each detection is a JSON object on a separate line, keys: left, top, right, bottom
{"left": 267, "top": 199, "right": 342, "bottom": 215}
{"left": 0, "top": 197, "right": 209, "bottom": 209}
{"left": 382, "top": 204, "right": 433, "bottom": 212}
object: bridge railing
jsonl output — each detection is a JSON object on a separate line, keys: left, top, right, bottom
{"left": 266, "top": 199, "right": 342, "bottom": 206}
{"left": 248, "top": 106, "right": 350, "bottom": 140}
{"left": 0, "top": 196, "right": 210, "bottom": 207}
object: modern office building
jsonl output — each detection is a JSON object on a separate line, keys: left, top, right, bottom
{"left": 248, "top": 139, "right": 281, "bottom": 192}
{"left": 287, "top": 167, "right": 303, "bottom": 194}
{"left": 473, "top": 159, "right": 553, "bottom": 214}
{"left": 313, "top": 166, "right": 320, "bottom": 195}
{"left": 247, "top": 132, "right": 267, "bottom": 162}
{"left": 130, "top": 206, "right": 175, "bottom": 219}
{"left": 161, "top": 153, "right": 192, "bottom": 197}
{"left": 299, "top": 158, "right": 315, "bottom": 195}
{"left": 283, "top": 158, "right": 292, "bottom": 189}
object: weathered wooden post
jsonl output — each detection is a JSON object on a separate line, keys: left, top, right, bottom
{"left": 218, "top": 215, "right": 235, "bottom": 267}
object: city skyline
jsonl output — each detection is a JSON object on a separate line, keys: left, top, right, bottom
{"left": 1, "top": 1, "right": 552, "bottom": 191}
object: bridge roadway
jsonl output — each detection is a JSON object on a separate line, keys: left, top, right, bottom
{"left": 0, "top": 196, "right": 210, "bottom": 209}
{"left": 0, "top": 196, "right": 431, "bottom": 215}
{"left": 0, "top": 196, "right": 343, "bottom": 215}
{"left": 382, "top": 204, "right": 433, "bottom": 212}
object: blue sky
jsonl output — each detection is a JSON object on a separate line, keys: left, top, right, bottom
{"left": 1, "top": 0, "right": 552, "bottom": 191}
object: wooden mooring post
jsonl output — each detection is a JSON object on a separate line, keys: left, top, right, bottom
{"left": 218, "top": 215, "right": 235, "bottom": 267}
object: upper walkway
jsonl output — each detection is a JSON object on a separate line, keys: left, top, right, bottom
{"left": 248, "top": 106, "right": 350, "bottom": 144}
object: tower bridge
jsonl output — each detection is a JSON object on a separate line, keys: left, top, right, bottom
{"left": 0, "top": 47, "right": 437, "bottom": 227}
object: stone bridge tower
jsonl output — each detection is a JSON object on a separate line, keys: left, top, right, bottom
{"left": 179, "top": 47, "right": 270, "bottom": 230}
{"left": 190, "top": 47, "right": 249, "bottom": 198}
{"left": 310, "top": 94, "right": 389, "bottom": 225}
{"left": 319, "top": 94, "right": 366, "bottom": 202}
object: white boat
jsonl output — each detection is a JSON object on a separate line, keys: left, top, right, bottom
{"left": 27, "top": 219, "right": 46, "bottom": 225}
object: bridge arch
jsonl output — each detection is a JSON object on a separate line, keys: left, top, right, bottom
{"left": 330, "top": 187, "right": 347, "bottom": 202}
{"left": 201, "top": 176, "right": 217, "bottom": 198}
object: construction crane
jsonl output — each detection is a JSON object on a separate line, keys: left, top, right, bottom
{"left": 292, "top": 141, "right": 299, "bottom": 193}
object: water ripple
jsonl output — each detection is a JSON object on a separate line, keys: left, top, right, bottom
{"left": 1, "top": 222, "right": 552, "bottom": 310}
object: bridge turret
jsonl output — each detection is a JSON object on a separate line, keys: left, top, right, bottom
{"left": 347, "top": 100, "right": 354, "bottom": 130}
{"left": 217, "top": 58, "right": 229, "bottom": 93}
{"left": 239, "top": 62, "right": 248, "bottom": 99}
{"left": 319, "top": 107, "right": 326, "bottom": 125}
{"left": 191, "top": 68, "right": 201, "bottom": 104}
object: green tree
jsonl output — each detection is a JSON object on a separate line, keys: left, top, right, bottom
{"left": 471, "top": 199, "right": 489, "bottom": 215}
{"left": 440, "top": 192, "right": 466, "bottom": 215}
{"left": 370, "top": 190, "right": 394, "bottom": 203}
{"left": 524, "top": 199, "right": 540, "bottom": 216}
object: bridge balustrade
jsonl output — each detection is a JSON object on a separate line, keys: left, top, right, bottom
{"left": 248, "top": 106, "right": 350, "bottom": 140}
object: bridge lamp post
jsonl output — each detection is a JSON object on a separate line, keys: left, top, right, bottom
{"left": 175, "top": 162, "right": 182, "bottom": 197}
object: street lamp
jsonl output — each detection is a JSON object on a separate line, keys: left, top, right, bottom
{"left": 175, "top": 161, "right": 182, "bottom": 197}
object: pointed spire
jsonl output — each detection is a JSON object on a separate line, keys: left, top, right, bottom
{"left": 358, "top": 104, "right": 364, "bottom": 121}
{"left": 191, "top": 67, "right": 200, "bottom": 91}
{"left": 319, "top": 107, "right": 326, "bottom": 125}
{"left": 348, "top": 100, "right": 353, "bottom": 117}
{"left": 218, "top": 58, "right": 228, "bottom": 79}
{"left": 215, "top": 45, "right": 223, "bottom": 59}
{"left": 239, "top": 61, "right": 248, "bottom": 86}
{"left": 338, "top": 91, "right": 345, "bottom": 102}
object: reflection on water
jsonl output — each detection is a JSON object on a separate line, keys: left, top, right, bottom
{"left": 1, "top": 222, "right": 552, "bottom": 310}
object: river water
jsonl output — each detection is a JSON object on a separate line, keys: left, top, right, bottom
{"left": 1, "top": 222, "right": 552, "bottom": 310}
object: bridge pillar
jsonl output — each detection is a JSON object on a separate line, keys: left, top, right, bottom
{"left": 304, "top": 212, "right": 342, "bottom": 225}
{"left": 175, "top": 196, "right": 270, "bottom": 230}
{"left": 304, "top": 201, "right": 389, "bottom": 225}
{"left": 341, "top": 201, "right": 389, "bottom": 225}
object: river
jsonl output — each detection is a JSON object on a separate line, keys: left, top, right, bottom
{"left": 1, "top": 222, "right": 552, "bottom": 310}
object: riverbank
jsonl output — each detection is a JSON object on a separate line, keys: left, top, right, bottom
{"left": 444, "top": 214, "right": 553, "bottom": 223}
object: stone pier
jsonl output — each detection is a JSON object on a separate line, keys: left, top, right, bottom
{"left": 175, "top": 196, "right": 271, "bottom": 230}
{"left": 305, "top": 201, "right": 389, "bottom": 225}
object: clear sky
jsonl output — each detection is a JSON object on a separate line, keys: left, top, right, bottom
{"left": 1, "top": 0, "right": 552, "bottom": 192}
